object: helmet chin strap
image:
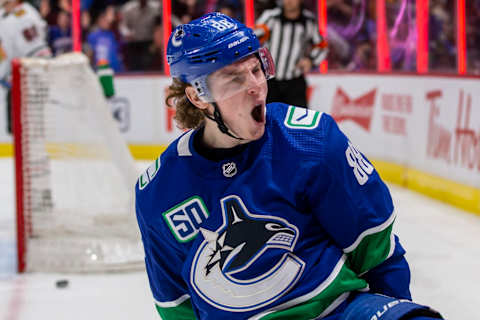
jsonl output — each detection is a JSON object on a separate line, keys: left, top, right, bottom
{"left": 203, "top": 102, "right": 244, "bottom": 141}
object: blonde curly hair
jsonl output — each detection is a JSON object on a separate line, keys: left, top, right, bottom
{"left": 165, "top": 79, "right": 205, "bottom": 130}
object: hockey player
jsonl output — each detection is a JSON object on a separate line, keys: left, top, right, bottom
{"left": 0, "top": 0, "right": 51, "bottom": 133}
{"left": 135, "top": 13, "right": 444, "bottom": 320}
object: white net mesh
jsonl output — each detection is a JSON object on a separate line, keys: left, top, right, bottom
{"left": 15, "top": 53, "right": 143, "bottom": 272}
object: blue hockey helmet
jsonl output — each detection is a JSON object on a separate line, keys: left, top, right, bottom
{"left": 167, "top": 12, "right": 275, "bottom": 101}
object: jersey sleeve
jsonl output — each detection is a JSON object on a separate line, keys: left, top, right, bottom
{"left": 254, "top": 9, "right": 278, "bottom": 45}
{"left": 0, "top": 31, "right": 12, "bottom": 81}
{"left": 255, "top": 8, "right": 276, "bottom": 27}
{"left": 306, "top": 17, "right": 328, "bottom": 66}
{"left": 12, "top": 5, "right": 51, "bottom": 59}
{"left": 300, "top": 113, "right": 411, "bottom": 298}
{"left": 362, "top": 235, "right": 412, "bottom": 300}
{"left": 135, "top": 187, "right": 196, "bottom": 319}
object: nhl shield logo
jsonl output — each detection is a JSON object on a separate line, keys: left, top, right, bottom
{"left": 222, "top": 162, "right": 237, "bottom": 177}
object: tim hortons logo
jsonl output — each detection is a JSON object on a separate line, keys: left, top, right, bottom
{"left": 426, "top": 90, "right": 452, "bottom": 162}
{"left": 426, "top": 89, "right": 480, "bottom": 172}
{"left": 331, "top": 87, "right": 377, "bottom": 131}
{"left": 454, "top": 90, "right": 480, "bottom": 171}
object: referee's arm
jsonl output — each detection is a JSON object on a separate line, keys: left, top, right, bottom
{"left": 308, "top": 18, "right": 328, "bottom": 67}
{"left": 254, "top": 8, "right": 280, "bottom": 44}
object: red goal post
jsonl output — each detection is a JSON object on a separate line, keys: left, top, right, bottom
{"left": 11, "top": 53, "right": 143, "bottom": 273}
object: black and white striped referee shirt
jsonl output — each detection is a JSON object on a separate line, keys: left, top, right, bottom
{"left": 255, "top": 7, "right": 328, "bottom": 81}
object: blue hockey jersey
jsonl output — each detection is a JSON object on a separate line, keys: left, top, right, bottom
{"left": 135, "top": 103, "right": 411, "bottom": 319}
{"left": 86, "top": 28, "right": 124, "bottom": 72}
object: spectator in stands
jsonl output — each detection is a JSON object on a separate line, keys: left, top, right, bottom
{"left": 47, "top": 9, "right": 72, "bottom": 55}
{"left": 345, "top": 1, "right": 376, "bottom": 71}
{"left": 254, "top": 0, "right": 276, "bottom": 19}
{"left": 81, "top": 0, "right": 94, "bottom": 10}
{"left": 327, "top": 0, "right": 352, "bottom": 25}
{"left": 171, "top": 0, "right": 203, "bottom": 27}
{"left": 325, "top": 0, "right": 353, "bottom": 60}
{"left": 119, "top": 0, "right": 160, "bottom": 71}
{"left": 39, "top": 0, "right": 50, "bottom": 21}
{"left": 429, "top": 0, "right": 455, "bottom": 72}
{"left": 255, "top": 0, "right": 328, "bottom": 107}
{"left": 81, "top": 9, "right": 91, "bottom": 40}
{"left": 39, "top": 0, "right": 59, "bottom": 25}
{"left": 40, "top": 0, "right": 71, "bottom": 25}
{"left": 347, "top": 42, "right": 375, "bottom": 70}
{"left": 182, "top": 0, "right": 203, "bottom": 19}
{"left": 216, "top": 0, "right": 241, "bottom": 21}
{"left": 171, "top": 0, "right": 189, "bottom": 27}
{"left": 143, "top": 15, "right": 163, "bottom": 71}
{"left": 326, "top": 0, "right": 375, "bottom": 71}
{"left": 86, "top": 4, "right": 124, "bottom": 72}
{"left": 466, "top": 1, "right": 480, "bottom": 73}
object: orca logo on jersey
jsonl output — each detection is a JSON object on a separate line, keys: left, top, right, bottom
{"left": 190, "top": 195, "right": 305, "bottom": 312}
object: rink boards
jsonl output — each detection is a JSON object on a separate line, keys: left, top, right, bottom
{"left": 0, "top": 73, "right": 479, "bottom": 214}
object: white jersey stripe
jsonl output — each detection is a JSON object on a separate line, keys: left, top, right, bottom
{"left": 177, "top": 130, "right": 194, "bottom": 156}
{"left": 154, "top": 294, "right": 190, "bottom": 308}
{"left": 250, "top": 255, "right": 348, "bottom": 320}
{"left": 344, "top": 210, "right": 397, "bottom": 253}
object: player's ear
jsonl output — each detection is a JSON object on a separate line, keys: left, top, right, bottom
{"left": 185, "top": 86, "right": 210, "bottom": 110}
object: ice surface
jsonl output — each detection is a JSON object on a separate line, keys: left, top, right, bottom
{"left": 0, "top": 158, "right": 478, "bottom": 319}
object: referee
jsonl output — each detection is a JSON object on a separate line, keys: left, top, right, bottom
{"left": 255, "top": 0, "right": 328, "bottom": 108}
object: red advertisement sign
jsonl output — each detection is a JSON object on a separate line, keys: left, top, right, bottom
{"left": 426, "top": 89, "right": 480, "bottom": 171}
{"left": 331, "top": 87, "right": 377, "bottom": 131}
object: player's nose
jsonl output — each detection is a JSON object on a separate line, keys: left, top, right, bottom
{"left": 246, "top": 74, "right": 262, "bottom": 95}
{"left": 247, "top": 85, "right": 260, "bottom": 95}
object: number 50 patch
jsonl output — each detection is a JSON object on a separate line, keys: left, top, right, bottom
{"left": 163, "top": 196, "right": 210, "bottom": 243}
{"left": 345, "top": 141, "right": 374, "bottom": 185}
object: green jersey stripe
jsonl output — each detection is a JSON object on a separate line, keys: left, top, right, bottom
{"left": 346, "top": 222, "right": 395, "bottom": 275}
{"left": 344, "top": 211, "right": 396, "bottom": 253}
{"left": 251, "top": 256, "right": 368, "bottom": 320}
{"left": 155, "top": 298, "right": 195, "bottom": 319}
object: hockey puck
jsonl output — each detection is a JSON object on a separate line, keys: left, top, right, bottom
{"left": 55, "top": 279, "right": 69, "bottom": 289}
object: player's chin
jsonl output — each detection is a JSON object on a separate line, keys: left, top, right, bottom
{"left": 245, "top": 122, "right": 265, "bottom": 141}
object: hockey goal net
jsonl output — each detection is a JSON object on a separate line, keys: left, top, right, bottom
{"left": 12, "top": 53, "right": 143, "bottom": 273}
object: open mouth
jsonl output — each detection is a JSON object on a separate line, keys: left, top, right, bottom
{"left": 251, "top": 104, "right": 264, "bottom": 123}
